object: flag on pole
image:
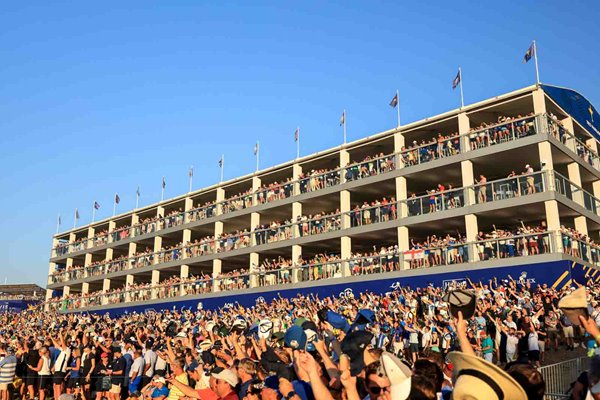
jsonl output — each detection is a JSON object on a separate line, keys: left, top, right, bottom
{"left": 523, "top": 42, "right": 535, "bottom": 63}
{"left": 162, "top": 177, "right": 166, "bottom": 189}
{"left": 94, "top": 201, "right": 100, "bottom": 210}
{"left": 452, "top": 70, "right": 461, "bottom": 89}
{"left": 339, "top": 111, "right": 346, "bottom": 126}
{"left": 188, "top": 167, "right": 194, "bottom": 178}
{"left": 294, "top": 127, "right": 299, "bottom": 142}
{"left": 136, "top": 186, "right": 141, "bottom": 197}
{"left": 115, "top": 194, "right": 120, "bottom": 204}
{"left": 58, "top": 215, "right": 62, "bottom": 225}
{"left": 218, "top": 156, "right": 223, "bottom": 168}
{"left": 254, "top": 142, "right": 259, "bottom": 156}
{"left": 389, "top": 93, "right": 399, "bottom": 108}
{"left": 75, "top": 209, "right": 80, "bottom": 220}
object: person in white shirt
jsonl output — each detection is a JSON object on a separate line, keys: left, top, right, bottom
{"left": 129, "top": 350, "right": 145, "bottom": 395}
{"left": 506, "top": 328, "right": 520, "bottom": 362}
{"left": 527, "top": 322, "right": 541, "bottom": 367}
{"left": 142, "top": 342, "right": 157, "bottom": 388}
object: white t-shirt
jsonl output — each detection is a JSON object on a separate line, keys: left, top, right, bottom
{"left": 54, "top": 347, "right": 71, "bottom": 373}
{"left": 130, "top": 357, "right": 144, "bottom": 378}
{"left": 506, "top": 335, "right": 519, "bottom": 355}
{"left": 528, "top": 332, "right": 540, "bottom": 351}
{"left": 143, "top": 350, "right": 157, "bottom": 378}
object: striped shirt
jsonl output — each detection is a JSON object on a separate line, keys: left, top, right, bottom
{"left": 0, "top": 355, "right": 17, "bottom": 385}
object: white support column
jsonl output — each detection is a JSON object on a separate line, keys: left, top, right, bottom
{"left": 545, "top": 200, "right": 563, "bottom": 252}
{"left": 458, "top": 112, "right": 470, "bottom": 152}
{"left": 341, "top": 236, "right": 352, "bottom": 277}
{"left": 212, "top": 259, "right": 222, "bottom": 292}
{"left": 251, "top": 212, "right": 260, "bottom": 245}
{"left": 293, "top": 163, "right": 303, "bottom": 195}
{"left": 101, "top": 279, "right": 110, "bottom": 305}
{"left": 562, "top": 117, "right": 576, "bottom": 152}
{"left": 532, "top": 88, "right": 547, "bottom": 115}
{"left": 340, "top": 149, "right": 350, "bottom": 183}
{"left": 568, "top": 162, "right": 584, "bottom": 206}
{"left": 216, "top": 188, "right": 225, "bottom": 216}
{"left": 214, "top": 221, "right": 223, "bottom": 253}
{"left": 393, "top": 131, "right": 405, "bottom": 168}
{"left": 87, "top": 227, "right": 95, "bottom": 250}
{"left": 180, "top": 265, "right": 189, "bottom": 296}
{"left": 108, "top": 221, "right": 116, "bottom": 243}
{"left": 292, "top": 202, "right": 302, "bottom": 238}
{"left": 396, "top": 176, "right": 407, "bottom": 218}
{"left": 249, "top": 252, "right": 259, "bottom": 287}
{"left": 465, "top": 214, "right": 479, "bottom": 262}
{"left": 397, "top": 226, "right": 409, "bottom": 270}
{"left": 125, "top": 274, "right": 134, "bottom": 302}
{"left": 151, "top": 270, "right": 160, "bottom": 299}
{"left": 461, "top": 160, "right": 476, "bottom": 205}
{"left": 538, "top": 142, "right": 555, "bottom": 191}
{"left": 82, "top": 282, "right": 89, "bottom": 296}
{"left": 340, "top": 190, "right": 351, "bottom": 229}
{"left": 292, "top": 244, "right": 302, "bottom": 283}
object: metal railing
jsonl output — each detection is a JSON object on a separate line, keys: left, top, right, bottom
{"left": 547, "top": 115, "right": 600, "bottom": 171}
{"left": 540, "top": 356, "right": 589, "bottom": 398}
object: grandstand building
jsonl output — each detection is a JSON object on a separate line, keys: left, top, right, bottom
{"left": 46, "top": 84, "right": 600, "bottom": 314}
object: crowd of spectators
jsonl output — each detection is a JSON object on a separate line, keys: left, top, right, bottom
{"left": 349, "top": 198, "right": 397, "bottom": 227}
{"left": 15, "top": 276, "right": 600, "bottom": 400}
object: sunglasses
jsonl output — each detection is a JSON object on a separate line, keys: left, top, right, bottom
{"left": 367, "top": 385, "right": 390, "bottom": 395}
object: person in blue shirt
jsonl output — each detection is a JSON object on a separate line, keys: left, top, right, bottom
{"left": 141, "top": 376, "right": 169, "bottom": 400}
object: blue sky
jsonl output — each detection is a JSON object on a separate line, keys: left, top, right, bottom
{"left": 1, "top": 1, "right": 599, "bottom": 286}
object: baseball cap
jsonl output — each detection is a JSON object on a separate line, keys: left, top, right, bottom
{"left": 211, "top": 368, "right": 239, "bottom": 387}
{"left": 341, "top": 330, "right": 374, "bottom": 376}
{"left": 284, "top": 326, "right": 307, "bottom": 350}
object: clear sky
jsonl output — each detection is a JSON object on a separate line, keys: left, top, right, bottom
{"left": 1, "top": 1, "right": 599, "bottom": 286}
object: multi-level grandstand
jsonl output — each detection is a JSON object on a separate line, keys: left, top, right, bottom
{"left": 46, "top": 84, "right": 600, "bottom": 314}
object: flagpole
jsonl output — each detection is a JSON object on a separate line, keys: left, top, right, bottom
{"left": 220, "top": 155, "right": 225, "bottom": 182}
{"left": 296, "top": 127, "right": 300, "bottom": 159}
{"left": 113, "top": 195, "right": 117, "bottom": 217}
{"left": 533, "top": 40, "right": 540, "bottom": 85}
{"left": 92, "top": 202, "right": 96, "bottom": 222}
{"left": 161, "top": 178, "right": 165, "bottom": 202}
{"left": 73, "top": 209, "right": 77, "bottom": 229}
{"left": 256, "top": 142, "right": 260, "bottom": 172}
{"left": 56, "top": 215, "right": 61, "bottom": 234}
{"left": 343, "top": 110, "right": 347, "bottom": 145}
{"left": 396, "top": 90, "right": 401, "bottom": 127}
{"left": 189, "top": 167, "right": 193, "bottom": 193}
{"left": 136, "top": 188, "right": 140, "bottom": 209}
{"left": 458, "top": 67, "right": 465, "bottom": 109}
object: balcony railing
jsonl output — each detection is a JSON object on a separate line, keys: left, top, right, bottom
{"left": 547, "top": 116, "right": 600, "bottom": 171}
{"left": 51, "top": 229, "right": 600, "bottom": 311}
{"left": 54, "top": 113, "right": 600, "bottom": 260}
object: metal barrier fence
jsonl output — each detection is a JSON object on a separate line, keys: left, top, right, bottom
{"left": 540, "top": 356, "right": 588, "bottom": 398}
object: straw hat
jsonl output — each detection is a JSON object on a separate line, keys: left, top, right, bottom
{"left": 558, "top": 286, "right": 588, "bottom": 326}
{"left": 381, "top": 352, "right": 412, "bottom": 400}
{"left": 448, "top": 352, "right": 527, "bottom": 400}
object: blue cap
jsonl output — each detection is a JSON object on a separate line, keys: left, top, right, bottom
{"left": 284, "top": 325, "right": 307, "bottom": 350}
{"left": 326, "top": 310, "right": 350, "bottom": 333}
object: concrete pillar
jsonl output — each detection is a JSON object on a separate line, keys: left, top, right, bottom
{"left": 66, "top": 258, "right": 74, "bottom": 269}
{"left": 394, "top": 131, "right": 405, "bottom": 168}
{"left": 593, "top": 181, "right": 600, "bottom": 200}
{"left": 397, "top": 226, "right": 409, "bottom": 270}
{"left": 214, "top": 221, "right": 223, "bottom": 252}
{"left": 292, "top": 244, "right": 302, "bottom": 283}
{"left": 340, "top": 149, "right": 350, "bottom": 183}
{"left": 125, "top": 275, "right": 134, "bottom": 302}
{"left": 252, "top": 176, "right": 261, "bottom": 205}
{"left": 458, "top": 113, "right": 470, "bottom": 152}
{"left": 101, "top": 279, "right": 110, "bottom": 305}
{"left": 179, "top": 265, "right": 190, "bottom": 296}
{"left": 151, "top": 270, "right": 160, "bottom": 299}
{"left": 396, "top": 176, "right": 407, "bottom": 218}
{"left": 62, "top": 286, "right": 70, "bottom": 297}
{"left": 212, "top": 259, "right": 222, "bottom": 292}
{"left": 84, "top": 253, "right": 93, "bottom": 268}
{"left": 538, "top": 142, "right": 555, "bottom": 192}
{"left": 341, "top": 236, "right": 351, "bottom": 277}
{"left": 128, "top": 242, "right": 137, "bottom": 270}
{"left": 465, "top": 214, "right": 479, "bottom": 262}
{"left": 561, "top": 117, "right": 576, "bottom": 152}
{"left": 87, "top": 227, "right": 95, "bottom": 249}
{"left": 81, "top": 282, "right": 89, "bottom": 296}
{"left": 183, "top": 229, "right": 192, "bottom": 255}
{"left": 575, "top": 216, "right": 588, "bottom": 236}
{"left": 544, "top": 200, "right": 563, "bottom": 252}
{"left": 532, "top": 88, "right": 546, "bottom": 115}
{"left": 216, "top": 188, "right": 225, "bottom": 216}
{"left": 292, "top": 202, "right": 302, "bottom": 238}
{"left": 249, "top": 252, "right": 259, "bottom": 287}
{"left": 251, "top": 212, "right": 260, "bottom": 245}
{"left": 108, "top": 221, "right": 116, "bottom": 243}
{"left": 293, "top": 163, "right": 303, "bottom": 196}
{"left": 340, "top": 190, "right": 351, "bottom": 229}
{"left": 461, "top": 160, "right": 476, "bottom": 205}
{"left": 153, "top": 236, "right": 163, "bottom": 264}
{"left": 587, "top": 138, "right": 599, "bottom": 155}
{"left": 568, "top": 162, "right": 584, "bottom": 206}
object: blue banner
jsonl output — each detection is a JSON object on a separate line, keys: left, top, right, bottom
{"left": 77, "top": 260, "right": 598, "bottom": 317}
{"left": 0, "top": 300, "right": 39, "bottom": 313}
{"left": 541, "top": 84, "right": 600, "bottom": 140}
